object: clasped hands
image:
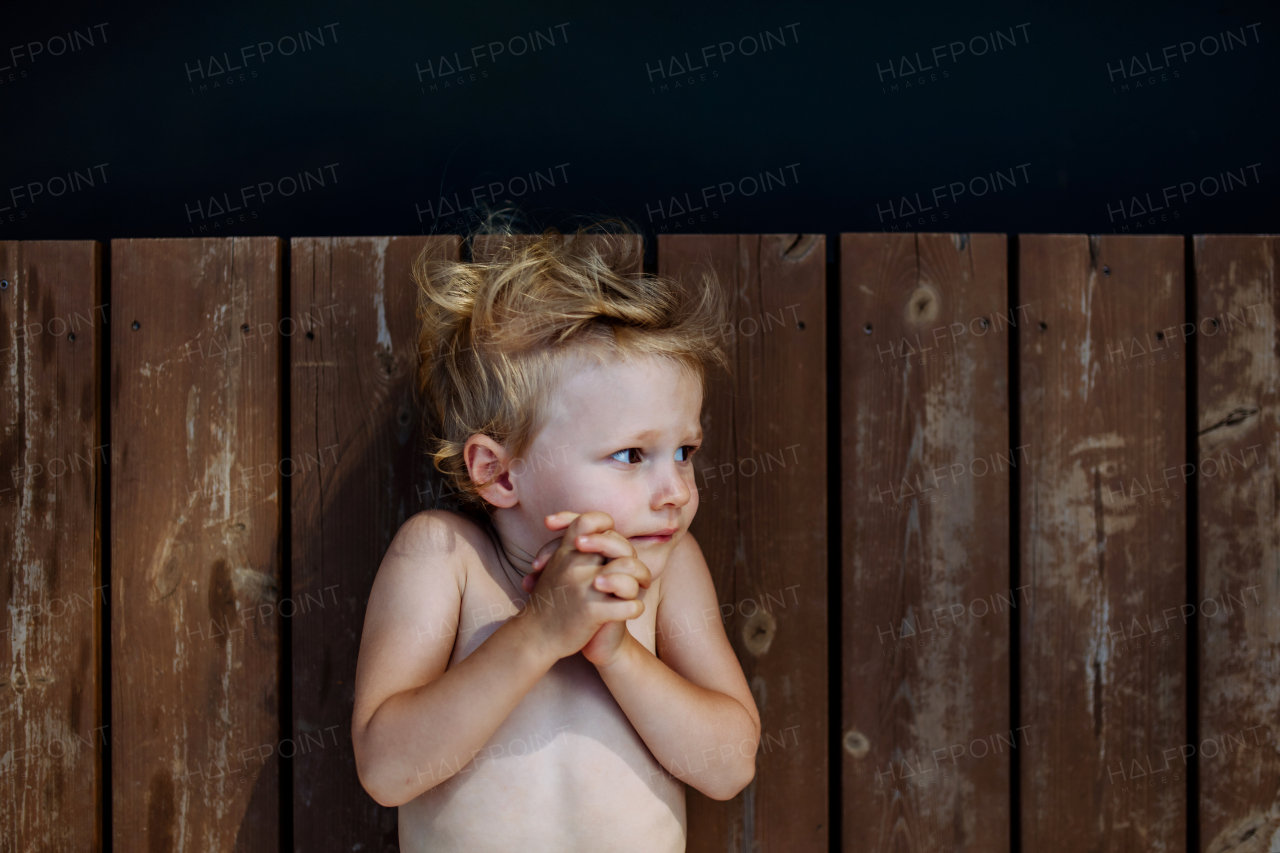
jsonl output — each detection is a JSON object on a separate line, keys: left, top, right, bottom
{"left": 518, "top": 511, "right": 653, "bottom": 667}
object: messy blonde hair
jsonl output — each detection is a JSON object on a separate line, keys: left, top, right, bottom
{"left": 414, "top": 216, "right": 731, "bottom": 518}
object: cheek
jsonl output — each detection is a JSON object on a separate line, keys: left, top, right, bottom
{"left": 565, "top": 477, "right": 632, "bottom": 519}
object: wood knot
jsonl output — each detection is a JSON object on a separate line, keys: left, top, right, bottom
{"left": 1205, "top": 807, "right": 1280, "bottom": 853}
{"left": 905, "top": 285, "right": 940, "bottom": 327}
{"left": 742, "top": 609, "right": 776, "bottom": 655}
{"left": 376, "top": 350, "right": 396, "bottom": 377}
{"left": 843, "top": 729, "right": 870, "bottom": 758}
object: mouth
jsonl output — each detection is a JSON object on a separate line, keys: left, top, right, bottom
{"left": 629, "top": 528, "right": 676, "bottom": 544}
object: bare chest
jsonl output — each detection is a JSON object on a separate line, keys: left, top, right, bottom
{"left": 448, "top": 542, "right": 661, "bottom": 737}
{"left": 396, "top": 544, "right": 685, "bottom": 852}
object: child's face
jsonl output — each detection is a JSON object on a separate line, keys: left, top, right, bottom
{"left": 515, "top": 352, "right": 704, "bottom": 568}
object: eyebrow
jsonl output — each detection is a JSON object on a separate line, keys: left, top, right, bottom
{"left": 622, "top": 428, "right": 703, "bottom": 443}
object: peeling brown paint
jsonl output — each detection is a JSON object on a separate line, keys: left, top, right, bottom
{"left": 111, "top": 237, "right": 282, "bottom": 850}
{"left": 1196, "top": 236, "right": 1280, "bottom": 848}
{"left": 1206, "top": 804, "right": 1280, "bottom": 853}
{"left": 1019, "top": 235, "right": 1187, "bottom": 852}
{"left": 843, "top": 233, "right": 1010, "bottom": 853}
{"left": 0, "top": 240, "right": 103, "bottom": 852}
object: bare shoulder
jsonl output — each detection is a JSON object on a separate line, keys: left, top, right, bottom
{"left": 353, "top": 509, "right": 490, "bottom": 733}
{"left": 386, "top": 509, "right": 490, "bottom": 584}
{"left": 654, "top": 529, "right": 715, "bottom": 633}
{"left": 657, "top": 530, "right": 709, "bottom": 598}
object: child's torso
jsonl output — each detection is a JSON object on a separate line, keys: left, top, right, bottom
{"left": 397, "top": 515, "right": 687, "bottom": 853}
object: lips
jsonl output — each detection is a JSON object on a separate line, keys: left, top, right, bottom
{"left": 630, "top": 528, "right": 676, "bottom": 542}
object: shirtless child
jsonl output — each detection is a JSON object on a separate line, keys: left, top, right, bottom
{"left": 351, "top": 228, "right": 761, "bottom": 852}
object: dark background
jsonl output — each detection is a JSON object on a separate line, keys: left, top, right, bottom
{"left": 2, "top": 0, "right": 1277, "bottom": 249}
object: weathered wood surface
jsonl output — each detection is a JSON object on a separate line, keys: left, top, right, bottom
{"left": 660, "top": 234, "right": 829, "bottom": 853}
{"left": 1194, "top": 235, "right": 1280, "bottom": 853}
{"left": 13, "top": 232, "right": 1280, "bottom": 850}
{"left": 290, "top": 236, "right": 457, "bottom": 851}
{"left": 0, "top": 241, "right": 105, "bottom": 852}
{"left": 1019, "top": 235, "right": 1186, "bottom": 852}
{"left": 111, "top": 238, "right": 282, "bottom": 852}
{"left": 841, "top": 233, "right": 1012, "bottom": 852}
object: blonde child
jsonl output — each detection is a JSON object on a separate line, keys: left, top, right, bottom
{"left": 351, "top": 223, "right": 760, "bottom": 852}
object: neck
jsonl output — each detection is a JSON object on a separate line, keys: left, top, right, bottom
{"left": 486, "top": 510, "right": 538, "bottom": 575}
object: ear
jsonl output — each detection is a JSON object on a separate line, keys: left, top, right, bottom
{"left": 463, "top": 434, "right": 519, "bottom": 509}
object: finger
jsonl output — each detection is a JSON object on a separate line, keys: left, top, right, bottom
{"left": 521, "top": 569, "right": 542, "bottom": 594}
{"left": 555, "top": 543, "right": 608, "bottom": 580}
{"left": 567, "top": 510, "right": 616, "bottom": 539}
{"left": 530, "top": 538, "right": 561, "bottom": 570}
{"left": 593, "top": 572, "right": 640, "bottom": 600}
{"left": 571, "top": 529, "right": 635, "bottom": 561}
{"left": 596, "top": 555, "right": 653, "bottom": 589}
{"left": 600, "top": 598, "right": 644, "bottom": 622}
{"left": 543, "top": 511, "right": 579, "bottom": 531}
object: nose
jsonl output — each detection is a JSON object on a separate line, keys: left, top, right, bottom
{"left": 650, "top": 459, "right": 692, "bottom": 512}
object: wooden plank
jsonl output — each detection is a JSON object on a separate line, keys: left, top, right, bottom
{"left": 290, "top": 236, "right": 458, "bottom": 852}
{"left": 1019, "top": 235, "right": 1186, "bottom": 852}
{"left": 659, "top": 234, "right": 828, "bottom": 852}
{"left": 111, "top": 238, "right": 282, "bottom": 852}
{"left": 1194, "top": 235, "right": 1280, "bottom": 852}
{"left": 0, "top": 241, "right": 105, "bottom": 852}
{"left": 841, "top": 233, "right": 1012, "bottom": 852}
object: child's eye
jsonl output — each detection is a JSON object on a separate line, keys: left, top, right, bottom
{"left": 610, "top": 446, "right": 699, "bottom": 465}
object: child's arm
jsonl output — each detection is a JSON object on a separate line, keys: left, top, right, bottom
{"left": 351, "top": 510, "right": 558, "bottom": 807}
{"left": 593, "top": 532, "right": 761, "bottom": 800}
